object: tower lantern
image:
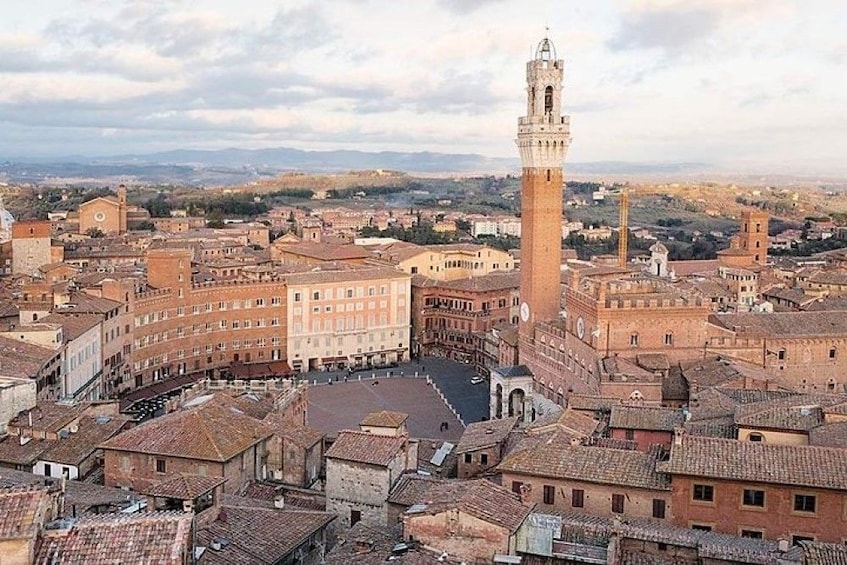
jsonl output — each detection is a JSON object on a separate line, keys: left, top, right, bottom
{"left": 517, "top": 36, "right": 571, "bottom": 340}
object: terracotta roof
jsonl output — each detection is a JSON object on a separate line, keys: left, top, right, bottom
{"left": 325, "top": 521, "right": 445, "bottom": 564}
{"left": 809, "top": 422, "right": 847, "bottom": 448}
{"left": 0, "top": 436, "right": 51, "bottom": 467}
{"left": 265, "top": 417, "right": 324, "bottom": 449}
{"left": 658, "top": 436, "right": 847, "bottom": 490}
{"left": 456, "top": 417, "right": 517, "bottom": 454}
{"left": 434, "top": 271, "right": 520, "bottom": 293}
{"left": 635, "top": 353, "right": 670, "bottom": 372}
{"left": 282, "top": 265, "right": 409, "bottom": 286}
{"left": 273, "top": 241, "right": 372, "bottom": 261}
{"left": 710, "top": 310, "right": 847, "bottom": 337}
{"left": 387, "top": 474, "right": 441, "bottom": 507}
{"left": 528, "top": 409, "right": 601, "bottom": 439}
{"left": 56, "top": 293, "right": 123, "bottom": 315}
{"left": 0, "top": 335, "right": 58, "bottom": 378}
{"left": 406, "top": 479, "right": 533, "bottom": 533}
{"left": 34, "top": 512, "right": 193, "bottom": 564}
{"left": 196, "top": 505, "right": 334, "bottom": 565}
{"left": 609, "top": 406, "right": 685, "bottom": 432}
{"left": 325, "top": 430, "right": 406, "bottom": 467}
{"left": 141, "top": 474, "right": 228, "bottom": 499}
{"left": 567, "top": 395, "right": 619, "bottom": 412}
{"left": 733, "top": 394, "right": 842, "bottom": 432}
{"left": 796, "top": 541, "right": 847, "bottom": 565}
{"left": 0, "top": 469, "right": 132, "bottom": 515}
{"left": 39, "top": 415, "right": 130, "bottom": 466}
{"left": 8, "top": 401, "right": 87, "bottom": 433}
{"left": 39, "top": 312, "right": 101, "bottom": 342}
{"left": 100, "top": 401, "right": 273, "bottom": 462}
{"left": 499, "top": 444, "right": 670, "bottom": 491}
{"left": 360, "top": 410, "right": 409, "bottom": 429}
{"left": 0, "top": 485, "right": 56, "bottom": 540}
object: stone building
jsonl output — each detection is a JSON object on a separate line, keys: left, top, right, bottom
{"left": 608, "top": 405, "right": 686, "bottom": 451}
{"left": 705, "top": 311, "right": 847, "bottom": 392}
{"left": 402, "top": 479, "right": 534, "bottom": 563}
{"left": 456, "top": 417, "right": 518, "bottom": 479}
{"left": 324, "top": 411, "right": 418, "bottom": 529}
{"left": 11, "top": 221, "right": 55, "bottom": 276}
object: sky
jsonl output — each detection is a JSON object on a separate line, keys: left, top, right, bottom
{"left": 0, "top": 0, "right": 845, "bottom": 174}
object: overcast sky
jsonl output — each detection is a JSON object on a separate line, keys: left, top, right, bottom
{"left": 1, "top": 0, "right": 845, "bottom": 173}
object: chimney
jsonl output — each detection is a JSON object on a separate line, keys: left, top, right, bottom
{"left": 673, "top": 427, "right": 686, "bottom": 446}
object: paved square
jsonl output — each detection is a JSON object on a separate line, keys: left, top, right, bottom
{"left": 307, "top": 376, "right": 463, "bottom": 442}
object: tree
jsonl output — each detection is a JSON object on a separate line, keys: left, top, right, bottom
{"left": 86, "top": 227, "right": 105, "bottom": 238}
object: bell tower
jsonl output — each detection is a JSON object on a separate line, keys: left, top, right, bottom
{"left": 517, "top": 37, "right": 571, "bottom": 340}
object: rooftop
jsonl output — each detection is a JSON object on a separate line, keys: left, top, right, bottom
{"left": 325, "top": 430, "right": 407, "bottom": 467}
{"left": 658, "top": 436, "right": 847, "bottom": 490}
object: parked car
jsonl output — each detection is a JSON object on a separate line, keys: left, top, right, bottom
{"left": 470, "top": 376, "right": 485, "bottom": 385}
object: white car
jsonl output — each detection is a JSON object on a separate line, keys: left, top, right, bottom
{"left": 470, "top": 376, "right": 485, "bottom": 385}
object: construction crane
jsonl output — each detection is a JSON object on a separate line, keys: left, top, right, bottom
{"left": 618, "top": 188, "right": 629, "bottom": 268}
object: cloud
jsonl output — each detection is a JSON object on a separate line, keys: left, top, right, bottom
{"left": 436, "top": 0, "right": 508, "bottom": 15}
{"left": 607, "top": 4, "right": 723, "bottom": 54}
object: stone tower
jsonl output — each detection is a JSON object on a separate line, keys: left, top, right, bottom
{"left": 517, "top": 37, "right": 571, "bottom": 340}
{"left": 739, "top": 209, "right": 769, "bottom": 266}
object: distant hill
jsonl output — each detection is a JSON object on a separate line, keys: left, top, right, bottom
{"left": 0, "top": 146, "right": 716, "bottom": 185}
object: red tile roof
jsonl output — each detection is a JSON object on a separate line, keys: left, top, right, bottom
{"left": 141, "top": 474, "right": 228, "bottom": 500}
{"left": 100, "top": 402, "right": 273, "bottom": 462}
{"left": 360, "top": 410, "right": 408, "bottom": 429}
{"left": 658, "top": 436, "right": 847, "bottom": 490}
{"left": 34, "top": 512, "right": 193, "bottom": 564}
{"left": 0, "top": 485, "right": 56, "bottom": 540}
{"left": 407, "top": 479, "right": 533, "bottom": 533}
{"left": 325, "top": 430, "right": 406, "bottom": 467}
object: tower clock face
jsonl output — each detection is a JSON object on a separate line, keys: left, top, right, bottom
{"left": 576, "top": 316, "right": 585, "bottom": 339}
{"left": 520, "top": 302, "right": 530, "bottom": 323}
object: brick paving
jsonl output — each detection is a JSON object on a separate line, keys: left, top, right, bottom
{"left": 307, "top": 375, "right": 463, "bottom": 442}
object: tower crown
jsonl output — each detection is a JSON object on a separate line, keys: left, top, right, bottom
{"left": 516, "top": 36, "right": 570, "bottom": 169}
{"left": 535, "top": 37, "right": 557, "bottom": 62}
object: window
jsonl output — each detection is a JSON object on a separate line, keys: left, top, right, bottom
{"left": 155, "top": 459, "right": 166, "bottom": 473}
{"left": 653, "top": 499, "right": 666, "bottom": 519}
{"left": 625, "top": 429, "right": 635, "bottom": 441}
{"left": 693, "top": 484, "right": 714, "bottom": 502}
{"left": 630, "top": 333, "right": 639, "bottom": 347}
{"left": 664, "top": 332, "right": 673, "bottom": 346}
{"left": 830, "top": 348, "right": 837, "bottom": 359}
{"left": 748, "top": 433, "right": 764, "bottom": 442}
{"left": 612, "top": 494, "right": 625, "bottom": 514}
{"left": 511, "top": 481, "right": 522, "bottom": 494}
{"left": 312, "top": 292, "right": 320, "bottom": 300}
{"left": 480, "top": 454, "right": 488, "bottom": 465}
{"left": 741, "top": 530, "right": 763, "bottom": 539}
{"left": 691, "top": 524, "right": 712, "bottom": 532}
{"left": 778, "top": 349, "right": 786, "bottom": 360}
{"left": 743, "top": 489, "right": 765, "bottom": 508}
{"left": 294, "top": 292, "right": 301, "bottom": 302}
{"left": 44, "top": 463, "right": 52, "bottom": 477}
{"left": 464, "top": 453, "right": 472, "bottom": 464}
{"left": 351, "top": 509, "right": 361, "bottom": 526}
{"left": 543, "top": 485, "right": 555, "bottom": 505}
{"left": 794, "top": 494, "right": 816, "bottom": 513}
{"left": 572, "top": 489, "right": 584, "bottom": 508}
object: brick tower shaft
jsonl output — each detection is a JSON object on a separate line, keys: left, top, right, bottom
{"left": 516, "top": 37, "right": 571, "bottom": 340}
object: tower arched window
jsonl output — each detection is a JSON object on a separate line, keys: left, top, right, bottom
{"left": 530, "top": 87, "right": 536, "bottom": 114}
{"left": 544, "top": 86, "right": 553, "bottom": 114}
{"left": 547, "top": 169, "right": 551, "bottom": 181}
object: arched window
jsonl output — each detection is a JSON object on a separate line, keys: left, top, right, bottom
{"left": 748, "top": 433, "right": 764, "bottom": 442}
{"left": 547, "top": 169, "right": 551, "bottom": 182}
{"left": 544, "top": 86, "right": 553, "bottom": 114}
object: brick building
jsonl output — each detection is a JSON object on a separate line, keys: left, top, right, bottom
{"left": 412, "top": 271, "right": 519, "bottom": 365}
{"left": 659, "top": 435, "right": 847, "bottom": 542}
{"left": 499, "top": 443, "right": 672, "bottom": 522}
{"left": 100, "top": 399, "right": 273, "bottom": 493}
{"left": 77, "top": 185, "right": 127, "bottom": 235}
